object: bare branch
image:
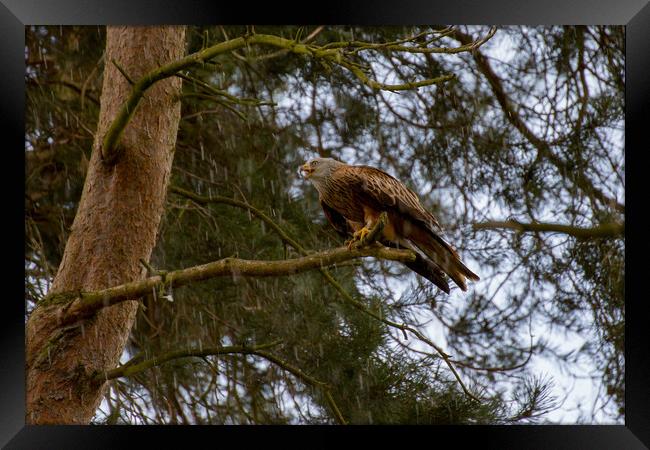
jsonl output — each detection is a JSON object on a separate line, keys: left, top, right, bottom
{"left": 175, "top": 72, "right": 276, "bottom": 107}
{"left": 473, "top": 220, "right": 624, "bottom": 239}
{"left": 322, "top": 26, "right": 497, "bottom": 55}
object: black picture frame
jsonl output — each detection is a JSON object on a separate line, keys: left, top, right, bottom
{"left": 5, "top": 1, "right": 649, "bottom": 448}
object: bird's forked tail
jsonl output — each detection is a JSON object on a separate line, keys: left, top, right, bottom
{"left": 408, "top": 226, "right": 479, "bottom": 291}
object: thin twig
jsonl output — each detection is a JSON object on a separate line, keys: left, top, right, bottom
{"left": 112, "top": 59, "right": 135, "bottom": 85}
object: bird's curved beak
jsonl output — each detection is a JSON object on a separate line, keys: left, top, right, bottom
{"left": 300, "top": 163, "right": 313, "bottom": 178}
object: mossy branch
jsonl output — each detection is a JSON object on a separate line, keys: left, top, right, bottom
{"left": 101, "top": 31, "right": 481, "bottom": 162}
{"left": 46, "top": 237, "right": 415, "bottom": 327}
{"left": 101, "top": 35, "right": 250, "bottom": 162}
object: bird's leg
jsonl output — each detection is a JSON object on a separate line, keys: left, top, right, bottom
{"left": 353, "top": 227, "right": 371, "bottom": 241}
{"left": 345, "top": 228, "right": 370, "bottom": 249}
{"left": 346, "top": 220, "right": 375, "bottom": 250}
{"left": 346, "top": 228, "right": 369, "bottom": 250}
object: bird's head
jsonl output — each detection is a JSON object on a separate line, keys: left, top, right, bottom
{"left": 299, "top": 157, "right": 343, "bottom": 181}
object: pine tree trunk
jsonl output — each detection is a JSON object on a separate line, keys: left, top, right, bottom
{"left": 26, "top": 26, "right": 186, "bottom": 424}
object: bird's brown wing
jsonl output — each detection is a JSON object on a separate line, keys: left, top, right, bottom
{"left": 334, "top": 165, "right": 441, "bottom": 233}
{"left": 333, "top": 165, "right": 479, "bottom": 291}
{"left": 320, "top": 200, "right": 351, "bottom": 237}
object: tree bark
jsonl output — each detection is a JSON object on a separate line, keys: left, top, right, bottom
{"left": 26, "top": 26, "right": 186, "bottom": 424}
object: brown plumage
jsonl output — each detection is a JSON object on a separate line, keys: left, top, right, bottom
{"left": 300, "top": 157, "right": 479, "bottom": 294}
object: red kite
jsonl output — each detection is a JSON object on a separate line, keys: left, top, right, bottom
{"left": 301, "top": 158, "right": 479, "bottom": 294}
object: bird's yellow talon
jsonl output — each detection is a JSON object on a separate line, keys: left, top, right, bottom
{"left": 354, "top": 227, "right": 370, "bottom": 241}
{"left": 346, "top": 227, "right": 371, "bottom": 250}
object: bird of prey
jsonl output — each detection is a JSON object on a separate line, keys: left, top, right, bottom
{"left": 300, "top": 157, "right": 479, "bottom": 294}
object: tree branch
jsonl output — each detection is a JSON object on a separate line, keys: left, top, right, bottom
{"left": 43, "top": 231, "right": 416, "bottom": 328}
{"left": 321, "top": 26, "right": 496, "bottom": 54}
{"left": 473, "top": 219, "right": 624, "bottom": 239}
{"left": 101, "top": 35, "right": 251, "bottom": 162}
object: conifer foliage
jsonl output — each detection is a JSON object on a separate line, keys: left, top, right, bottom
{"left": 25, "top": 25, "right": 624, "bottom": 424}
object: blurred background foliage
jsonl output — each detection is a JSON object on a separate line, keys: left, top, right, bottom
{"left": 25, "top": 25, "right": 624, "bottom": 424}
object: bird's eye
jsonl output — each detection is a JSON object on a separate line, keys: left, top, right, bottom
{"left": 312, "top": 161, "right": 319, "bottom": 166}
